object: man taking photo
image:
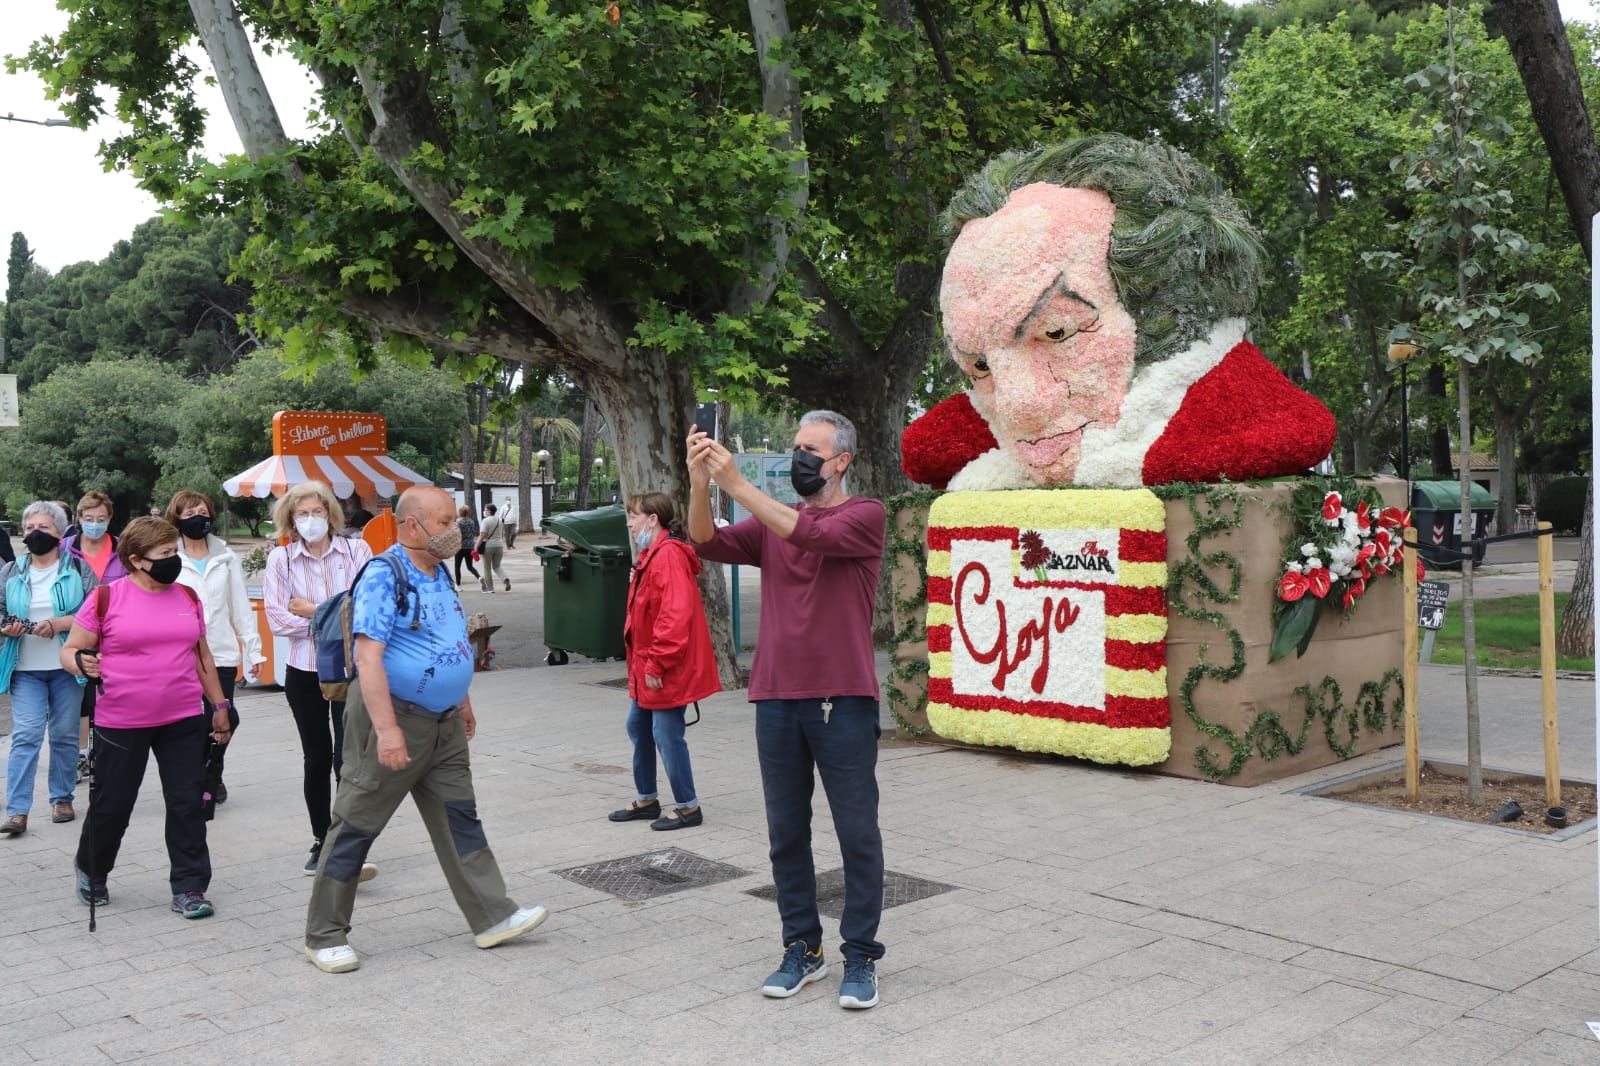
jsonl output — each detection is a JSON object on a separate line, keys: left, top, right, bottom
{"left": 687, "top": 411, "right": 887, "bottom": 1010}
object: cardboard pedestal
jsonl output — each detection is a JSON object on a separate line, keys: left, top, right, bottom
{"left": 887, "top": 478, "right": 1408, "bottom": 787}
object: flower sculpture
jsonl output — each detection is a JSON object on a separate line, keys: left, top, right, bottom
{"left": 901, "top": 135, "right": 1336, "bottom": 491}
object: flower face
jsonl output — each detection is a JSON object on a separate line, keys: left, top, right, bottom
{"left": 940, "top": 183, "right": 1138, "bottom": 485}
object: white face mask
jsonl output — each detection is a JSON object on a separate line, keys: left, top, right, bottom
{"left": 295, "top": 515, "right": 330, "bottom": 543}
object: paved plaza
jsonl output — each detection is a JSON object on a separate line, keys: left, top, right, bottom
{"left": 0, "top": 645, "right": 1596, "bottom": 1064}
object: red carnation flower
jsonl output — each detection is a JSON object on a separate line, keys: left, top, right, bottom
{"left": 1019, "top": 530, "right": 1050, "bottom": 570}
{"left": 1322, "top": 492, "right": 1342, "bottom": 522}
{"left": 1305, "top": 567, "right": 1331, "bottom": 599}
{"left": 1279, "top": 570, "right": 1310, "bottom": 602}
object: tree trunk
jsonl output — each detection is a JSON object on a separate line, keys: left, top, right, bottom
{"left": 1558, "top": 477, "right": 1594, "bottom": 658}
{"left": 1457, "top": 358, "right": 1483, "bottom": 804}
{"left": 1350, "top": 426, "right": 1371, "bottom": 475}
{"left": 460, "top": 384, "right": 477, "bottom": 511}
{"left": 575, "top": 397, "right": 599, "bottom": 510}
{"left": 590, "top": 351, "right": 742, "bottom": 687}
{"left": 1488, "top": 0, "right": 1600, "bottom": 262}
{"left": 517, "top": 404, "right": 534, "bottom": 532}
{"left": 1493, "top": 407, "right": 1518, "bottom": 535}
{"left": 1427, "top": 363, "right": 1453, "bottom": 477}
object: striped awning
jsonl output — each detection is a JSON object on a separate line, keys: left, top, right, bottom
{"left": 223, "top": 453, "right": 433, "bottom": 500}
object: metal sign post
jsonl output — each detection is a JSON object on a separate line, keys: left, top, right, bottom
{"left": 1416, "top": 579, "right": 1450, "bottom": 663}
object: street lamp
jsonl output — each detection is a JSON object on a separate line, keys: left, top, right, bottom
{"left": 1387, "top": 341, "right": 1420, "bottom": 486}
{"left": 2, "top": 113, "right": 74, "bottom": 128}
{"left": 535, "top": 448, "right": 552, "bottom": 522}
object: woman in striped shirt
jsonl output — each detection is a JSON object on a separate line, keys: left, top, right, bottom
{"left": 262, "top": 481, "right": 376, "bottom": 877}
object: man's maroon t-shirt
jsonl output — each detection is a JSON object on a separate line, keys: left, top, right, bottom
{"left": 694, "top": 496, "right": 885, "bottom": 702}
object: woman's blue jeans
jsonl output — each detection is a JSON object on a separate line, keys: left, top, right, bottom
{"left": 626, "top": 701, "right": 698, "bottom": 809}
{"left": 6, "top": 669, "right": 82, "bottom": 816}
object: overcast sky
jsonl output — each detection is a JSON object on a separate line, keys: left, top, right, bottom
{"left": 2, "top": 0, "right": 1598, "bottom": 272}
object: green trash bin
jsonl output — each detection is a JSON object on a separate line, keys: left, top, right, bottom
{"left": 536, "top": 504, "right": 630, "bottom": 664}
{"left": 1411, "top": 480, "right": 1496, "bottom": 570}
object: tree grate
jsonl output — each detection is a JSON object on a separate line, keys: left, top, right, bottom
{"left": 556, "top": 848, "right": 749, "bottom": 901}
{"left": 745, "top": 869, "right": 956, "bottom": 918}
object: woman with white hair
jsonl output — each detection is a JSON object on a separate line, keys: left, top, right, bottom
{"left": 0, "top": 501, "right": 97, "bottom": 836}
{"left": 262, "top": 481, "right": 376, "bottom": 877}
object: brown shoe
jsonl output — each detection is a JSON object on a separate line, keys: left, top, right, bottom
{"left": 0, "top": 814, "right": 26, "bottom": 836}
{"left": 52, "top": 800, "right": 75, "bottom": 824}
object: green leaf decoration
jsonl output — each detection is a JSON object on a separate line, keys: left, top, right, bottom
{"left": 1269, "top": 596, "right": 1318, "bottom": 663}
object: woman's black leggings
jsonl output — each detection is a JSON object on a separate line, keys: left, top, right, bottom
{"left": 284, "top": 666, "right": 344, "bottom": 842}
{"left": 454, "top": 547, "right": 480, "bottom": 584}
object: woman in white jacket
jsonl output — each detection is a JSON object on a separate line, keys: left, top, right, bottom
{"left": 167, "top": 491, "right": 265, "bottom": 807}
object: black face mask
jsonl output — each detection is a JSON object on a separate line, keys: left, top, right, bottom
{"left": 23, "top": 530, "right": 59, "bottom": 556}
{"left": 145, "top": 555, "right": 183, "bottom": 585}
{"left": 176, "top": 515, "right": 213, "bottom": 540}
{"left": 790, "top": 449, "right": 832, "bottom": 498}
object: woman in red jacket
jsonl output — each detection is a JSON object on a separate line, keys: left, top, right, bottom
{"left": 609, "top": 492, "right": 719, "bottom": 831}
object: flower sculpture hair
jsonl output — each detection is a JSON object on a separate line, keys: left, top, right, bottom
{"left": 941, "top": 134, "right": 1264, "bottom": 366}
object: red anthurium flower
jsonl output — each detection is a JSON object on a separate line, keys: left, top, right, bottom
{"left": 1355, "top": 500, "right": 1371, "bottom": 532}
{"left": 1373, "top": 561, "right": 1390, "bottom": 576}
{"left": 1322, "top": 492, "right": 1343, "bottom": 522}
{"left": 1356, "top": 543, "right": 1377, "bottom": 565}
{"left": 1378, "top": 507, "right": 1405, "bottom": 529}
{"left": 1341, "top": 577, "right": 1366, "bottom": 608}
{"left": 1373, "top": 529, "right": 1392, "bottom": 556}
{"left": 1416, "top": 557, "right": 1425, "bottom": 582}
{"left": 1279, "top": 570, "right": 1310, "bottom": 602}
{"left": 1305, "top": 567, "right": 1331, "bottom": 598}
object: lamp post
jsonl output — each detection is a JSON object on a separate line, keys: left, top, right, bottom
{"left": 593, "top": 455, "right": 607, "bottom": 503}
{"left": 1387, "top": 341, "right": 1420, "bottom": 486}
{"left": 2, "top": 113, "right": 74, "bottom": 128}
{"left": 536, "top": 448, "right": 552, "bottom": 522}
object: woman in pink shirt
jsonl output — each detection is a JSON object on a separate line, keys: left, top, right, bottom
{"left": 261, "top": 481, "right": 374, "bottom": 877}
{"left": 61, "top": 517, "right": 233, "bottom": 919}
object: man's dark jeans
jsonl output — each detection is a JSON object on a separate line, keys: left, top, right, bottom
{"left": 755, "top": 697, "right": 884, "bottom": 962}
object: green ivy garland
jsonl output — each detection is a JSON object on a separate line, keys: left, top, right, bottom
{"left": 883, "top": 482, "right": 1405, "bottom": 778}
{"left": 884, "top": 491, "right": 941, "bottom": 736}
{"left": 1159, "top": 481, "right": 1406, "bottom": 780}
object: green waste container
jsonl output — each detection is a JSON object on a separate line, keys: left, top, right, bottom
{"left": 1411, "top": 480, "right": 1496, "bottom": 570}
{"left": 536, "top": 504, "right": 630, "bottom": 664}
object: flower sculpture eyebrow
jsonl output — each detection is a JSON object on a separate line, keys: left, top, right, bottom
{"left": 1014, "top": 274, "right": 1098, "bottom": 341}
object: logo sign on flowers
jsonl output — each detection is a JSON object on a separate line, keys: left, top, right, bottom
{"left": 925, "top": 490, "right": 1170, "bottom": 766}
{"left": 1270, "top": 478, "right": 1414, "bottom": 662}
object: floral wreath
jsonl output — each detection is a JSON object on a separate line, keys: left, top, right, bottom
{"left": 1270, "top": 477, "right": 1417, "bottom": 661}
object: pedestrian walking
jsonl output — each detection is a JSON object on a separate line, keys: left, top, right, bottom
{"left": 687, "top": 410, "right": 887, "bottom": 1010}
{"left": 169, "top": 490, "right": 264, "bottom": 808}
{"left": 61, "top": 516, "right": 234, "bottom": 919}
{"left": 0, "top": 501, "right": 97, "bottom": 836}
{"left": 454, "top": 505, "right": 481, "bottom": 586}
{"left": 608, "top": 492, "right": 718, "bottom": 831}
{"left": 262, "top": 480, "right": 377, "bottom": 877}
{"left": 303, "top": 486, "right": 547, "bottom": 973}
{"left": 475, "top": 504, "right": 510, "bottom": 592}
{"left": 63, "top": 491, "right": 126, "bottom": 781}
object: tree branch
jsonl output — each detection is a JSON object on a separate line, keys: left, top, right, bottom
{"left": 728, "top": 0, "right": 810, "bottom": 315}
{"left": 340, "top": 286, "right": 567, "bottom": 365}
{"left": 790, "top": 254, "right": 874, "bottom": 366}
{"left": 186, "top": 0, "right": 301, "bottom": 170}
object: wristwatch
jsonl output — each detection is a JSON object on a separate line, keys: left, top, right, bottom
{"left": 213, "top": 699, "right": 233, "bottom": 713}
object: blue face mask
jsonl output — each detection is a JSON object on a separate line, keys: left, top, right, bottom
{"left": 80, "top": 521, "right": 109, "bottom": 539}
{"left": 634, "top": 529, "right": 654, "bottom": 550}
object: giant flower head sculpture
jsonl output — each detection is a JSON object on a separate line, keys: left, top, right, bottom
{"left": 902, "top": 135, "right": 1336, "bottom": 490}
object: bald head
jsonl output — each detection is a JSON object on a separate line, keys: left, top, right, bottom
{"left": 397, "top": 485, "right": 454, "bottom": 525}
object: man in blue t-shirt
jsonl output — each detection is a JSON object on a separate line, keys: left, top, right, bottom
{"left": 303, "top": 486, "right": 548, "bottom": 974}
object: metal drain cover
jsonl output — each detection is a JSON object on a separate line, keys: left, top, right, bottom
{"left": 557, "top": 849, "right": 750, "bottom": 901}
{"left": 746, "top": 869, "right": 956, "bottom": 917}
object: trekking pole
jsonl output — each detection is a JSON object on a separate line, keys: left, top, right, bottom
{"left": 76, "top": 650, "right": 103, "bottom": 933}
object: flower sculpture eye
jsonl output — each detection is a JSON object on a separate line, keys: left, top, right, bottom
{"left": 1045, "top": 327, "right": 1067, "bottom": 342}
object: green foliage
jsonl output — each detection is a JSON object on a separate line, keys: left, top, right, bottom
{"left": 1426, "top": 591, "right": 1594, "bottom": 671}
{"left": 1536, "top": 476, "right": 1590, "bottom": 534}
{"left": 2, "top": 216, "right": 255, "bottom": 388}
{"left": 0, "top": 356, "right": 191, "bottom": 524}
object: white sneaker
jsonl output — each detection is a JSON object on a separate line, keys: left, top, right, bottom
{"left": 359, "top": 862, "right": 378, "bottom": 883}
{"left": 474, "top": 905, "right": 549, "bottom": 949}
{"left": 305, "top": 944, "right": 360, "bottom": 973}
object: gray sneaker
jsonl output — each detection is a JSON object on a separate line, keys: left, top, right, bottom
{"left": 838, "top": 957, "right": 879, "bottom": 1009}
{"left": 761, "top": 941, "right": 827, "bottom": 998}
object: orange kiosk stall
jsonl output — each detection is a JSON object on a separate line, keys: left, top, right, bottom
{"left": 223, "top": 411, "right": 433, "bottom": 686}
